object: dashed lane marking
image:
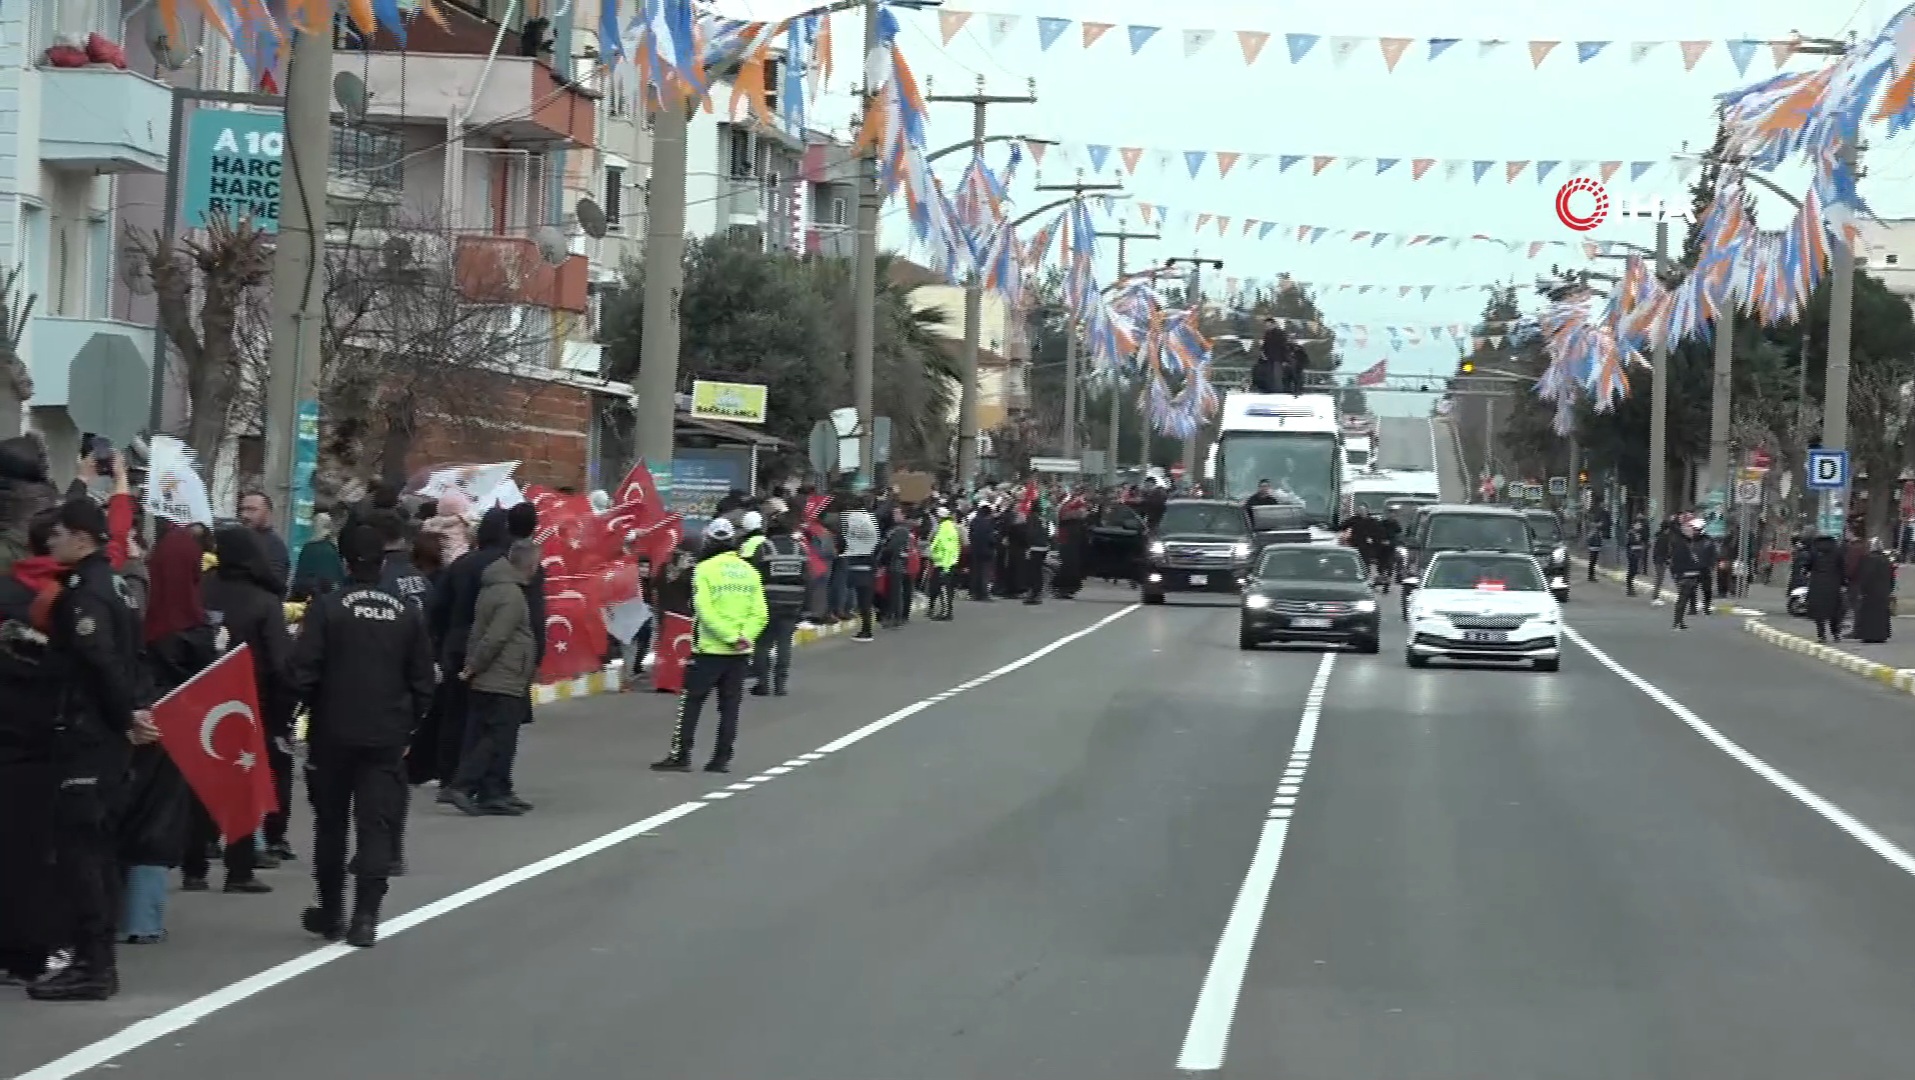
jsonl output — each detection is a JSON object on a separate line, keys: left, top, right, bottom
{"left": 14, "top": 605, "right": 1142, "bottom": 1080}
{"left": 1178, "top": 650, "right": 1338, "bottom": 1074}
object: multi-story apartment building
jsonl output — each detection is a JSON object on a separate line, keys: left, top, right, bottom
{"left": 685, "top": 63, "right": 807, "bottom": 253}
{"left": 801, "top": 130, "right": 856, "bottom": 259}
{"left": 3, "top": 0, "right": 177, "bottom": 474}
{"left": 889, "top": 258, "right": 1030, "bottom": 433}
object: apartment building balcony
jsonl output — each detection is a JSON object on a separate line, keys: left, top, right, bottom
{"left": 722, "top": 177, "right": 768, "bottom": 226}
{"left": 27, "top": 316, "right": 151, "bottom": 411}
{"left": 353, "top": 53, "right": 595, "bottom": 149}
{"left": 36, "top": 66, "right": 172, "bottom": 174}
{"left": 455, "top": 234, "right": 589, "bottom": 313}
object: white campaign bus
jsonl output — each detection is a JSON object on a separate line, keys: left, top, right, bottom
{"left": 1206, "top": 391, "right": 1344, "bottom": 543}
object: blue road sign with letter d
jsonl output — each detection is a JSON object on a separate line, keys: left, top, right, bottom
{"left": 1806, "top": 449, "right": 1849, "bottom": 491}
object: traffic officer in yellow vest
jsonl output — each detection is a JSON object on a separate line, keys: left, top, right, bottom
{"left": 652, "top": 517, "right": 768, "bottom": 774}
{"left": 742, "top": 509, "right": 806, "bottom": 696}
{"left": 927, "top": 506, "right": 961, "bottom": 621}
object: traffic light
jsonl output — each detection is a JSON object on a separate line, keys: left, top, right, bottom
{"left": 1460, "top": 360, "right": 1475, "bottom": 374}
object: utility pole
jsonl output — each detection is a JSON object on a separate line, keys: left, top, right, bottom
{"left": 926, "top": 77, "right": 1036, "bottom": 488}
{"left": 263, "top": 20, "right": 332, "bottom": 548}
{"left": 1822, "top": 133, "right": 1861, "bottom": 535}
{"left": 1707, "top": 309, "right": 1733, "bottom": 509}
{"left": 1648, "top": 218, "right": 1671, "bottom": 531}
{"left": 1096, "top": 226, "right": 1159, "bottom": 485}
{"left": 1035, "top": 177, "right": 1124, "bottom": 466}
{"left": 634, "top": 90, "right": 692, "bottom": 498}
{"left": 849, "top": 0, "right": 887, "bottom": 492}
{"left": 1166, "top": 254, "right": 1223, "bottom": 485}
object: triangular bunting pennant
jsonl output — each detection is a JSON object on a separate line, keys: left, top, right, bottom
{"left": 938, "top": 9, "right": 972, "bottom": 45}
{"left": 1258, "top": 222, "right": 1276, "bottom": 239}
{"left": 1600, "top": 160, "right": 1622, "bottom": 182}
{"left": 1478, "top": 39, "right": 1506, "bottom": 58}
{"left": 988, "top": 14, "right": 1018, "bottom": 47}
{"left": 1310, "top": 227, "right": 1327, "bottom": 243}
{"left": 1126, "top": 24, "right": 1160, "bottom": 53}
{"left": 1238, "top": 30, "right": 1271, "bottom": 65}
{"left": 1629, "top": 160, "right": 1654, "bottom": 181}
{"left": 1286, "top": 33, "right": 1320, "bottom": 63}
{"left": 1379, "top": 37, "right": 1413, "bottom": 71}
{"left": 1086, "top": 144, "right": 1112, "bottom": 172}
{"left": 1577, "top": 41, "right": 1610, "bottom": 62}
{"left": 1330, "top": 36, "right": 1365, "bottom": 64}
{"left": 1428, "top": 38, "right": 1460, "bottom": 60}
{"left": 1312, "top": 155, "right": 1336, "bottom": 175}
{"left": 1196, "top": 213, "right": 1211, "bottom": 232}
{"left": 1296, "top": 225, "right": 1311, "bottom": 242}
{"left": 1119, "top": 146, "right": 1143, "bottom": 172}
{"left": 1082, "top": 21, "right": 1114, "bottom": 48}
{"left": 1725, "top": 38, "right": 1758, "bottom": 76}
{"left": 1472, "top": 160, "right": 1493, "bottom": 183}
{"left": 1679, "top": 40, "right": 1710, "bottom": 70}
{"left": 1216, "top": 216, "right": 1230, "bottom": 236}
{"left": 1182, "top": 29, "right": 1215, "bottom": 58}
{"left": 1184, "top": 150, "right": 1206, "bottom": 177}
{"left": 1036, "top": 16, "right": 1070, "bottom": 51}
{"left": 1528, "top": 40, "right": 1560, "bottom": 67}
{"left": 1412, "top": 158, "right": 1435, "bottom": 179}
{"left": 1216, "top": 151, "right": 1241, "bottom": 177}
{"left": 1345, "top": 157, "right": 1369, "bottom": 172}
{"left": 1527, "top": 241, "right": 1545, "bottom": 258}
{"left": 1242, "top": 219, "right": 1257, "bottom": 235}
{"left": 1536, "top": 161, "right": 1559, "bottom": 183}
{"left": 1421, "top": 285, "right": 1435, "bottom": 299}
{"left": 1377, "top": 158, "right": 1399, "bottom": 175}
{"left": 1025, "top": 140, "right": 1047, "bottom": 165}
{"left": 1630, "top": 41, "right": 1662, "bottom": 63}
{"left": 1769, "top": 38, "right": 1797, "bottom": 68}
{"left": 1247, "top": 154, "right": 1269, "bottom": 170}
{"left": 1279, "top": 154, "right": 1304, "bottom": 172}
{"left": 1444, "top": 159, "right": 1465, "bottom": 180}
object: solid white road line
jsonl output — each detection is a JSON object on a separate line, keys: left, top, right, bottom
{"left": 1177, "top": 651, "right": 1337, "bottom": 1073}
{"left": 1567, "top": 627, "right": 1915, "bottom": 878}
{"left": 15, "top": 604, "right": 1141, "bottom": 1080}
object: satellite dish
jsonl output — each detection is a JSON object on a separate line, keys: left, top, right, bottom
{"left": 534, "top": 225, "right": 569, "bottom": 266}
{"left": 146, "top": 25, "right": 190, "bottom": 72}
{"left": 382, "top": 233, "right": 413, "bottom": 270}
{"left": 333, "top": 72, "right": 369, "bottom": 124}
{"left": 574, "top": 197, "right": 608, "bottom": 239}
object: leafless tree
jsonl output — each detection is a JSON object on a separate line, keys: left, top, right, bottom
{"left": 314, "top": 210, "right": 563, "bottom": 492}
{"left": 122, "top": 215, "right": 272, "bottom": 463}
{"left": 0, "top": 267, "right": 35, "bottom": 439}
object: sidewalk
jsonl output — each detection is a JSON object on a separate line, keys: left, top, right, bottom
{"left": 1741, "top": 619, "right": 1915, "bottom": 696}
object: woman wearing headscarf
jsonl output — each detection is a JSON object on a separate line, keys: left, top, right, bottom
{"left": 291, "top": 512, "right": 345, "bottom": 602}
{"left": 203, "top": 526, "right": 296, "bottom": 866}
{"left": 1852, "top": 540, "right": 1896, "bottom": 644}
{"left": 420, "top": 489, "right": 474, "bottom": 565}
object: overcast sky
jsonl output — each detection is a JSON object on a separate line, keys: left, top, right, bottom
{"left": 716, "top": 0, "right": 1899, "bottom": 416}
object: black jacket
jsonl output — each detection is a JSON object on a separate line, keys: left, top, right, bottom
{"left": 202, "top": 530, "right": 295, "bottom": 738}
{"left": 435, "top": 507, "right": 512, "bottom": 667}
{"left": 379, "top": 547, "right": 435, "bottom": 615}
{"left": 289, "top": 579, "right": 436, "bottom": 748}
{"left": 1668, "top": 535, "right": 1704, "bottom": 578}
{"left": 48, "top": 551, "right": 147, "bottom": 744}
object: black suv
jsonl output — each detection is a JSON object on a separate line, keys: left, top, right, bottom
{"left": 1522, "top": 509, "right": 1572, "bottom": 602}
{"left": 1141, "top": 499, "right": 1253, "bottom": 604}
{"left": 1398, "top": 504, "right": 1536, "bottom": 617}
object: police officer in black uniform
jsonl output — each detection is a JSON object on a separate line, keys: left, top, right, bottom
{"left": 289, "top": 525, "right": 435, "bottom": 948}
{"left": 748, "top": 510, "right": 807, "bottom": 696}
{"left": 1021, "top": 506, "right": 1051, "bottom": 606}
{"left": 35, "top": 498, "right": 153, "bottom": 1001}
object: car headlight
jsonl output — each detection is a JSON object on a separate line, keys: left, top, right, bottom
{"left": 1401, "top": 576, "right": 1418, "bottom": 587}
{"left": 1353, "top": 598, "right": 1377, "bottom": 614}
{"left": 1232, "top": 541, "right": 1252, "bottom": 559}
{"left": 1148, "top": 540, "right": 1166, "bottom": 557}
{"left": 1243, "top": 594, "right": 1271, "bottom": 609}
{"left": 1551, "top": 545, "right": 1567, "bottom": 563}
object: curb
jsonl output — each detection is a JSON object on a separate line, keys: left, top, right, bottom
{"left": 1590, "top": 565, "right": 1759, "bottom": 616}
{"left": 1741, "top": 617, "right": 1915, "bottom": 695}
{"left": 529, "top": 594, "right": 934, "bottom": 707}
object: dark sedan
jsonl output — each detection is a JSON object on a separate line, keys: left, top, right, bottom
{"left": 1240, "top": 544, "right": 1381, "bottom": 652}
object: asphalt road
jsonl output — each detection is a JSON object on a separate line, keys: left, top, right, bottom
{"left": 1374, "top": 415, "right": 1438, "bottom": 472}
{"left": 13, "top": 582, "right": 1915, "bottom": 1079}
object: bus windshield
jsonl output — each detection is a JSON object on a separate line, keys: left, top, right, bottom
{"left": 1217, "top": 432, "right": 1338, "bottom": 525}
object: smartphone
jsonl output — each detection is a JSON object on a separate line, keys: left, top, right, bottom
{"left": 91, "top": 436, "right": 114, "bottom": 470}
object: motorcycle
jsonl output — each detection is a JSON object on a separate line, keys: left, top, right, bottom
{"left": 1787, "top": 584, "right": 1809, "bottom": 617}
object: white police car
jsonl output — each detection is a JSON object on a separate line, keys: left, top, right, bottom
{"left": 1405, "top": 550, "right": 1562, "bottom": 672}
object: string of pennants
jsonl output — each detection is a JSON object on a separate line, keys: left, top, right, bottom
{"left": 937, "top": 10, "right": 1806, "bottom": 77}
{"left": 1027, "top": 140, "right": 1691, "bottom": 187}
{"left": 1263, "top": 318, "right": 1520, "bottom": 351}
{"left": 1203, "top": 278, "right": 1506, "bottom": 302}
{"left": 1131, "top": 201, "right": 1615, "bottom": 261}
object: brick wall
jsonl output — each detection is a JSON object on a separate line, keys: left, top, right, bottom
{"left": 410, "top": 371, "right": 591, "bottom": 491}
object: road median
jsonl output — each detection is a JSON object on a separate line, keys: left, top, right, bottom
{"left": 1741, "top": 617, "right": 1915, "bottom": 696}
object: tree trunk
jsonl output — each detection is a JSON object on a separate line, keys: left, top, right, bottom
{"left": 0, "top": 386, "right": 20, "bottom": 439}
{"left": 378, "top": 399, "right": 415, "bottom": 489}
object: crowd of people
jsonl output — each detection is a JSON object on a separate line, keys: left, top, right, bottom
{"left": 0, "top": 426, "right": 1183, "bottom": 1004}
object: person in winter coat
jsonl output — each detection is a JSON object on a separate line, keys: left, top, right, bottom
{"left": 877, "top": 511, "right": 913, "bottom": 628}
{"left": 1853, "top": 543, "right": 1896, "bottom": 644}
{"left": 966, "top": 502, "right": 997, "bottom": 601}
{"left": 1806, "top": 534, "right": 1848, "bottom": 643}
{"left": 202, "top": 527, "right": 297, "bottom": 870}
{"left": 447, "top": 540, "right": 541, "bottom": 816}
{"left": 419, "top": 489, "right": 473, "bottom": 565}
{"left": 1624, "top": 517, "right": 1649, "bottom": 596}
{"left": 1250, "top": 320, "right": 1288, "bottom": 394}
{"left": 1668, "top": 519, "right": 1705, "bottom": 630}
{"left": 928, "top": 507, "right": 961, "bottom": 620}
{"left": 1691, "top": 531, "right": 1720, "bottom": 616}
{"left": 290, "top": 512, "right": 345, "bottom": 602}
{"left": 0, "top": 435, "right": 59, "bottom": 575}
{"left": 429, "top": 506, "right": 511, "bottom": 790}
{"left": 0, "top": 511, "right": 73, "bottom": 983}
{"left": 1650, "top": 516, "right": 1676, "bottom": 601}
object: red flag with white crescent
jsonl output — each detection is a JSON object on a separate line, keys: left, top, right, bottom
{"left": 150, "top": 645, "right": 277, "bottom": 842}
{"left": 538, "top": 575, "right": 610, "bottom": 682}
{"left": 651, "top": 612, "right": 695, "bottom": 692}
{"left": 1354, "top": 359, "right": 1388, "bottom": 387}
{"left": 612, "top": 460, "right": 665, "bottom": 520}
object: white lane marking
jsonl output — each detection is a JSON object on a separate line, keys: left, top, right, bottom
{"left": 16, "top": 606, "right": 1141, "bottom": 1080}
{"left": 1567, "top": 627, "right": 1915, "bottom": 878}
{"left": 781, "top": 760, "right": 809, "bottom": 768}
{"left": 746, "top": 775, "right": 774, "bottom": 783}
{"left": 726, "top": 782, "right": 755, "bottom": 792}
{"left": 765, "top": 766, "right": 793, "bottom": 775}
{"left": 1178, "top": 651, "right": 1337, "bottom": 1073}
{"left": 704, "top": 792, "right": 734, "bottom": 800}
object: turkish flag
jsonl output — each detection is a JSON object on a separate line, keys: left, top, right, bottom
{"left": 612, "top": 460, "right": 665, "bottom": 516}
{"left": 531, "top": 492, "right": 597, "bottom": 576}
{"left": 578, "top": 504, "right": 683, "bottom": 570}
{"left": 539, "top": 575, "right": 611, "bottom": 682}
{"left": 1354, "top": 359, "right": 1388, "bottom": 387}
{"left": 651, "top": 612, "right": 695, "bottom": 692}
{"left": 150, "top": 645, "right": 278, "bottom": 842}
